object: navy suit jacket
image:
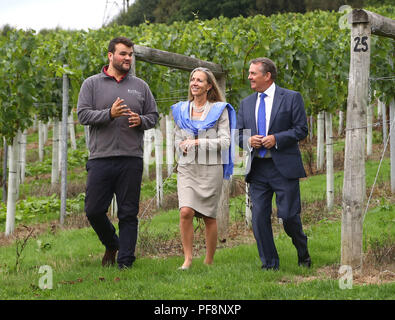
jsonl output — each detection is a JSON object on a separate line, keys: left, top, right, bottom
{"left": 237, "top": 84, "right": 308, "bottom": 182}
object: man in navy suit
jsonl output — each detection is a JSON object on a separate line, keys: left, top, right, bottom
{"left": 237, "top": 57, "right": 311, "bottom": 270}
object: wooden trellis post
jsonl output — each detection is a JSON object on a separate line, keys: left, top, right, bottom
{"left": 342, "top": 9, "right": 395, "bottom": 271}
{"left": 133, "top": 45, "right": 224, "bottom": 77}
{"left": 216, "top": 75, "right": 231, "bottom": 241}
{"left": 60, "top": 65, "right": 69, "bottom": 225}
{"left": 390, "top": 99, "right": 395, "bottom": 193}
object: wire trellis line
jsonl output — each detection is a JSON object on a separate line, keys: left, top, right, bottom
{"left": 369, "top": 76, "right": 395, "bottom": 81}
{"left": 139, "top": 163, "right": 178, "bottom": 221}
{"left": 363, "top": 116, "right": 395, "bottom": 222}
{"left": 343, "top": 119, "right": 392, "bottom": 132}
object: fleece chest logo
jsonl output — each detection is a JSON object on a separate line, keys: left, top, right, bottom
{"left": 128, "top": 89, "right": 140, "bottom": 95}
{"left": 127, "top": 89, "right": 143, "bottom": 102}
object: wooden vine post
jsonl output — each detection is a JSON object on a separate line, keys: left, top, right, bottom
{"left": 216, "top": 75, "right": 231, "bottom": 241}
{"left": 342, "top": 9, "right": 395, "bottom": 271}
{"left": 60, "top": 65, "right": 69, "bottom": 225}
{"left": 391, "top": 99, "right": 395, "bottom": 193}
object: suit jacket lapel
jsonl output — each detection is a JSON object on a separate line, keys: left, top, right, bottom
{"left": 269, "top": 85, "right": 284, "bottom": 131}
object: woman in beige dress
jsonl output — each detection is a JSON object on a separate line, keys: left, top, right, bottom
{"left": 171, "top": 67, "right": 236, "bottom": 270}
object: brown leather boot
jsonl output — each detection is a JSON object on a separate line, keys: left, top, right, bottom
{"left": 101, "top": 248, "right": 118, "bottom": 267}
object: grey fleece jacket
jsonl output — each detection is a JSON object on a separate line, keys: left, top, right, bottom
{"left": 77, "top": 67, "right": 159, "bottom": 160}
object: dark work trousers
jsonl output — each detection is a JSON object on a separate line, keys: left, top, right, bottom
{"left": 85, "top": 156, "right": 143, "bottom": 267}
{"left": 249, "top": 158, "right": 309, "bottom": 269}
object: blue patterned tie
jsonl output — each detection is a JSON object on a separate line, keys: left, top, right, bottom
{"left": 257, "top": 93, "right": 267, "bottom": 158}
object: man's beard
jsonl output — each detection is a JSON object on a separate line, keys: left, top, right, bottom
{"left": 113, "top": 61, "right": 131, "bottom": 74}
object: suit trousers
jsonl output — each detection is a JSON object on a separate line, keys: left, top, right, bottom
{"left": 85, "top": 156, "right": 143, "bottom": 267}
{"left": 249, "top": 158, "right": 308, "bottom": 269}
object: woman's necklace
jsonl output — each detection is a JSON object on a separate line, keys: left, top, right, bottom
{"left": 192, "top": 100, "right": 208, "bottom": 113}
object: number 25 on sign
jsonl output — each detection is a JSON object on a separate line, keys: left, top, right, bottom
{"left": 354, "top": 36, "right": 369, "bottom": 52}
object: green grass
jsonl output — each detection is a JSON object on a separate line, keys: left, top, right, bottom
{"left": 300, "top": 158, "right": 390, "bottom": 203}
{"left": 140, "top": 208, "right": 180, "bottom": 240}
{"left": 0, "top": 206, "right": 394, "bottom": 300}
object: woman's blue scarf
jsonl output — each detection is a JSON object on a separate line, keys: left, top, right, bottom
{"left": 171, "top": 101, "right": 236, "bottom": 180}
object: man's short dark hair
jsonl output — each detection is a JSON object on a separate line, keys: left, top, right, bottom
{"left": 249, "top": 57, "right": 277, "bottom": 80}
{"left": 108, "top": 37, "right": 134, "bottom": 53}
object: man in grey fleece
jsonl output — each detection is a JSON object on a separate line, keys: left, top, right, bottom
{"left": 77, "top": 37, "right": 159, "bottom": 269}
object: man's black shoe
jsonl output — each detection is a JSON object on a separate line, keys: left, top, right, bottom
{"left": 118, "top": 263, "right": 133, "bottom": 270}
{"left": 102, "top": 248, "right": 118, "bottom": 267}
{"left": 261, "top": 265, "right": 279, "bottom": 271}
{"left": 298, "top": 256, "right": 311, "bottom": 268}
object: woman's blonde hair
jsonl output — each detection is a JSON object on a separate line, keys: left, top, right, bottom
{"left": 188, "top": 67, "right": 225, "bottom": 102}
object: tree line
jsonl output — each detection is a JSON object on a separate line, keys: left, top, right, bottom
{"left": 110, "top": 0, "right": 388, "bottom": 27}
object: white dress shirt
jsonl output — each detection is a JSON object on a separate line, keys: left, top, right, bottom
{"left": 247, "top": 82, "right": 276, "bottom": 156}
{"left": 255, "top": 82, "right": 276, "bottom": 135}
